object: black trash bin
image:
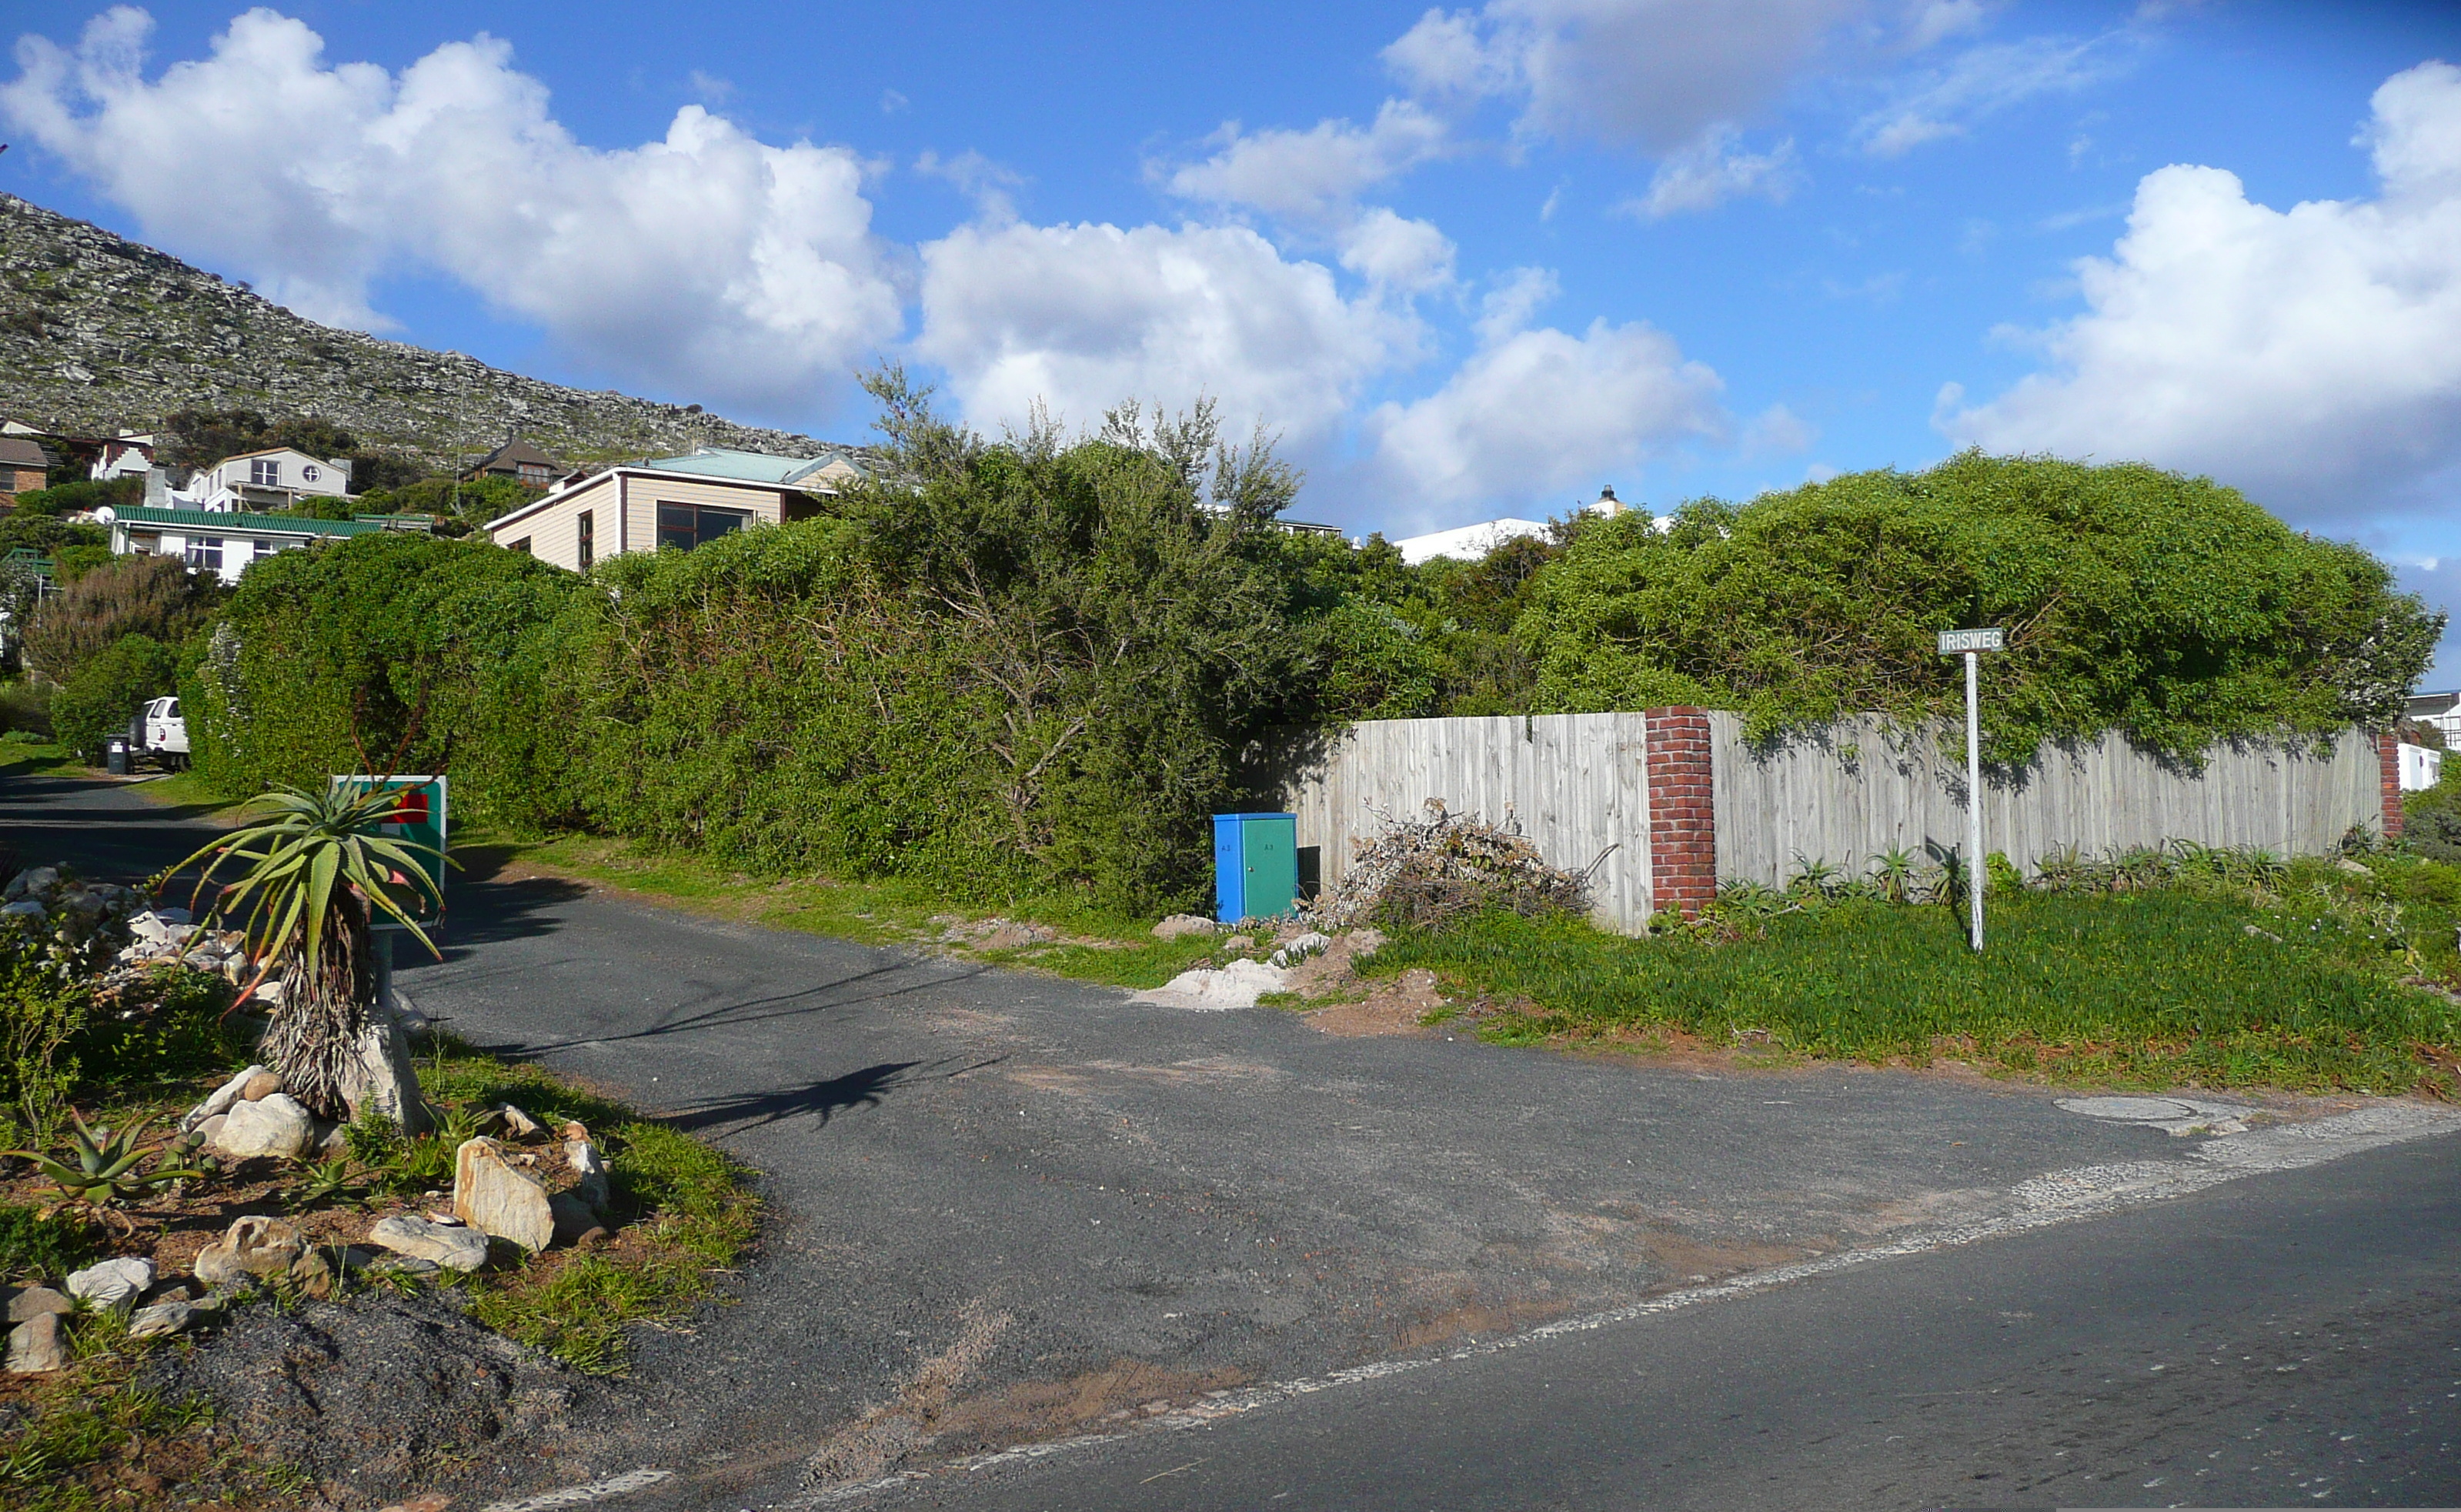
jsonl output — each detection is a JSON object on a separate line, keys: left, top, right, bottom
{"left": 104, "top": 736, "right": 131, "bottom": 776}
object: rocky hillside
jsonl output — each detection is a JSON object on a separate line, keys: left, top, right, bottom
{"left": 0, "top": 193, "right": 860, "bottom": 469}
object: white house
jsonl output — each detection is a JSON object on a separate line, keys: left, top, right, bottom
{"left": 103, "top": 505, "right": 402, "bottom": 584}
{"left": 175, "top": 447, "right": 354, "bottom": 512}
{"left": 88, "top": 432, "right": 157, "bottom": 482}
{"left": 1389, "top": 486, "right": 1629, "bottom": 566}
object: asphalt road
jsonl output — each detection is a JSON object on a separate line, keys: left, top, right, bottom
{"left": 11, "top": 773, "right": 2458, "bottom": 1510}
{"left": 839, "top": 1133, "right": 2459, "bottom": 1512}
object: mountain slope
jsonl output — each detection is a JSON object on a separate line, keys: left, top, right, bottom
{"left": 0, "top": 193, "right": 859, "bottom": 468}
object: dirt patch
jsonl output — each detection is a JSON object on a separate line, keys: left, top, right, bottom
{"left": 1390, "top": 1295, "right": 1573, "bottom": 1351}
{"left": 1634, "top": 1228, "right": 1813, "bottom": 1285}
{"left": 132, "top": 1287, "right": 632, "bottom": 1510}
{"left": 803, "top": 1300, "right": 1013, "bottom": 1487}
{"left": 1304, "top": 968, "right": 1444, "bottom": 1037}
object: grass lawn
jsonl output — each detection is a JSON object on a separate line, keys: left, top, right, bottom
{"left": 1371, "top": 856, "right": 2461, "bottom": 1094}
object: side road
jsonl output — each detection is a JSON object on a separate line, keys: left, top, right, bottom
{"left": 11, "top": 775, "right": 2455, "bottom": 1511}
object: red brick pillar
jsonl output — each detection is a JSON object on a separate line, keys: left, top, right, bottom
{"left": 1645, "top": 706, "right": 1716, "bottom": 920}
{"left": 2379, "top": 729, "right": 2405, "bottom": 842}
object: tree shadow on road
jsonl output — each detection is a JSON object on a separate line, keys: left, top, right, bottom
{"left": 655, "top": 1056, "right": 1003, "bottom": 1134}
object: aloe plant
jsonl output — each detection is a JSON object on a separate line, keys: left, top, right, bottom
{"left": 3, "top": 1111, "right": 205, "bottom": 1207}
{"left": 175, "top": 783, "right": 447, "bottom": 1120}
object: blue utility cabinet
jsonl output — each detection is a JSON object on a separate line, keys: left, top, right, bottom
{"left": 1214, "top": 812, "right": 1299, "bottom": 923}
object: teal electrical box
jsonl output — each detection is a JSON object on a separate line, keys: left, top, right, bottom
{"left": 1214, "top": 812, "right": 1299, "bottom": 923}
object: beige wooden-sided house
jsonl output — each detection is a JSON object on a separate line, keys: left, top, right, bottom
{"left": 481, "top": 447, "right": 868, "bottom": 572}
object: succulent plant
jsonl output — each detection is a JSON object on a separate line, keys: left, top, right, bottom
{"left": 3, "top": 1110, "right": 207, "bottom": 1207}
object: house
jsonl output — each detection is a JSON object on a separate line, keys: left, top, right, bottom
{"left": 104, "top": 505, "right": 412, "bottom": 584}
{"left": 0, "top": 437, "right": 48, "bottom": 504}
{"left": 89, "top": 432, "right": 157, "bottom": 482}
{"left": 1388, "top": 486, "right": 1628, "bottom": 566}
{"left": 464, "top": 439, "right": 563, "bottom": 489}
{"left": 176, "top": 447, "right": 353, "bottom": 512}
{"left": 482, "top": 446, "right": 870, "bottom": 572}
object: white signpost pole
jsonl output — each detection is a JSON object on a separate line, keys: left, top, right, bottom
{"left": 1938, "top": 628, "right": 2005, "bottom": 952}
{"left": 1964, "top": 649, "right": 1983, "bottom": 952}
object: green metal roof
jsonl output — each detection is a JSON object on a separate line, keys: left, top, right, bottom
{"left": 112, "top": 506, "right": 390, "bottom": 538}
{"left": 643, "top": 447, "right": 865, "bottom": 488}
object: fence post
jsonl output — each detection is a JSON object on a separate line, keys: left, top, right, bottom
{"left": 2379, "top": 729, "right": 2406, "bottom": 842}
{"left": 1645, "top": 707, "right": 1716, "bottom": 920}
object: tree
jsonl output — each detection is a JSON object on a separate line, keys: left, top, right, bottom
{"left": 1514, "top": 452, "right": 2445, "bottom": 763}
{"left": 175, "top": 784, "right": 443, "bottom": 1121}
{"left": 21, "top": 554, "right": 217, "bottom": 687}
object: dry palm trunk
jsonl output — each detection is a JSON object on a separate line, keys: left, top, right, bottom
{"left": 259, "top": 888, "right": 376, "bottom": 1120}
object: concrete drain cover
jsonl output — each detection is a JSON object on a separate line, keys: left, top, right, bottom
{"left": 2055, "top": 1095, "right": 2256, "bottom": 1137}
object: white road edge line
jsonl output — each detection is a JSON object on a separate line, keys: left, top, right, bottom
{"left": 479, "top": 1467, "right": 676, "bottom": 1511}
{"left": 783, "top": 1100, "right": 2461, "bottom": 1508}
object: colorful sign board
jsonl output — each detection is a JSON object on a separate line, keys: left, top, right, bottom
{"left": 331, "top": 774, "right": 448, "bottom": 931}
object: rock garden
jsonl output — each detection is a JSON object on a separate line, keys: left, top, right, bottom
{"left": 0, "top": 786, "right": 759, "bottom": 1511}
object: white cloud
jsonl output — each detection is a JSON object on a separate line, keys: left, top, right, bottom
{"left": 1742, "top": 402, "right": 1815, "bottom": 456}
{"left": 1474, "top": 266, "right": 1560, "bottom": 344}
{"left": 1625, "top": 126, "right": 1799, "bottom": 217}
{"left": 1384, "top": 0, "right": 1865, "bottom": 152}
{"left": 0, "top": 7, "right": 900, "bottom": 411}
{"left": 1336, "top": 208, "right": 1457, "bottom": 292}
{"left": 914, "top": 219, "right": 1420, "bottom": 442}
{"left": 1364, "top": 310, "right": 1725, "bottom": 522}
{"left": 1944, "top": 61, "right": 2461, "bottom": 529}
{"left": 1854, "top": 31, "right": 2135, "bottom": 156}
{"left": 1162, "top": 99, "right": 1449, "bottom": 224}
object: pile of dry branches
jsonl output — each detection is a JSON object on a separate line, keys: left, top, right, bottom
{"left": 1308, "top": 802, "right": 1592, "bottom": 932}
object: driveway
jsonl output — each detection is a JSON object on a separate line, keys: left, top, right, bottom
{"left": 10, "top": 774, "right": 2455, "bottom": 1510}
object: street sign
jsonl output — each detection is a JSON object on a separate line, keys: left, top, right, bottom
{"left": 330, "top": 774, "right": 448, "bottom": 932}
{"left": 1936, "top": 631, "right": 2003, "bottom": 952}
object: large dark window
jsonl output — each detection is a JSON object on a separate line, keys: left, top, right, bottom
{"left": 656, "top": 502, "right": 750, "bottom": 552}
{"left": 576, "top": 509, "right": 595, "bottom": 571}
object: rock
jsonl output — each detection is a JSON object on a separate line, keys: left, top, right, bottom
{"left": 339, "top": 1018, "right": 432, "bottom": 1137}
{"left": 193, "top": 1215, "right": 308, "bottom": 1289}
{"left": 454, "top": 1138, "right": 554, "bottom": 1253}
{"left": 1151, "top": 913, "right": 1217, "bottom": 940}
{"left": 1268, "top": 931, "right": 1331, "bottom": 968}
{"left": 196, "top": 1113, "right": 229, "bottom": 1147}
{"left": 0, "top": 899, "right": 46, "bottom": 922}
{"left": 1347, "top": 927, "right": 1387, "bottom": 956}
{"left": 211, "top": 1093, "right": 314, "bottom": 1160}
{"left": 4, "top": 866, "right": 59, "bottom": 901}
{"left": 151, "top": 905, "right": 192, "bottom": 926}
{"left": 6, "top": 1286, "right": 72, "bottom": 1322}
{"left": 368, "top": 1215, "right": 490, "bottom": 1273}
{"left": 183, "top": 1063, "right": 269, "bottom": 1131}
{"left": 127, "top": 1300, "right": 196, "bottom": 1340}
{"left": 6, "top": 1313, "right": 66, "bottom": 1373}
{"left": 1220, "top": 934, "right": 1254, "bottom": 953}
{"left": 66, "top": 1257, "right": 155, "bottom": 1313}
{"left": 238, "top": 1070, "right": 283, "bottom": 1102}
{"left": 369, "top": 1255, "right": 442, "bottom": 1279}
{"left": 1131, "top": 958, "right": 1289, "bottom": 1010}
{"left": 549, "top": 1191, "right": 603, "bottom": 1245}
{"left": 564, "top": 1137, "right": 609, "bottom": 1210}
{"left": 2336, "top": 856, "right": 2373, "bottom": 875}
{"left": 497, "top": 1103, "right": 542, "bottom": 1140}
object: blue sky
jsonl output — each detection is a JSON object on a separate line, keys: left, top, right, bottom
{"left": 5, "top": 1, "right": 2461, "bottom": 676}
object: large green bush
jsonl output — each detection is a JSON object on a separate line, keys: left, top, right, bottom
{"left": 1516, "top": 452, "right": 2443, "bottom": 763}
{"left": 189, "top": 532, "right": 585, "bottom": 833}
{"left": 50, "top": 633, "right": 175, "bottom": 761}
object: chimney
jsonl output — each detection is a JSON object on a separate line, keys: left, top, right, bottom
{"left": 145, "top": 467, "right": 169, "bottom": 508}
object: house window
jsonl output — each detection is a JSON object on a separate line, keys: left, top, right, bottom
{"left": 249, "top": 458, "right": 280, "bottom": 486}
{"left": 302, "top": 463, "right": 321, "bottom": 484}
{"left": 519, "top": 463, "right": 549, "bottom": 486}
{"left": 185, "top": 538, "right": 224, "bottom": 573}
{"left": 506, "top": 537, "right": 532, "bottom": 555}
{"left": 656, "top": 502, "right": 750, "bottom": 552}
{"left": 576, "top": 509, "right": 594, "bottom": 572}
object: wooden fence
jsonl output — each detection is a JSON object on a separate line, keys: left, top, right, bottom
{"left": 1274, "top": 708, "right": 2396, "bottom": 933}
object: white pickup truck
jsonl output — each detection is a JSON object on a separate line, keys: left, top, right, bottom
{"left": 137, "top": 696, "right": 189, "bottom": 770}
